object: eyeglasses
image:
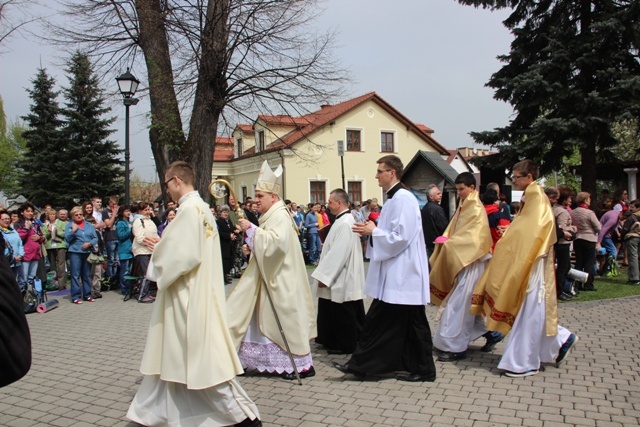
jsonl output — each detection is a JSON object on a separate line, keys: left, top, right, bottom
{"left": 511, "top": 174, "right": 527, "bottom": 180}
{"left": 164, "top": 176, "right": 176, "bottom": 186}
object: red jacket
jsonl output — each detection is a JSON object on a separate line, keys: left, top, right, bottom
{"left": 16, "top": 221, "right": 44, "bottom": 262}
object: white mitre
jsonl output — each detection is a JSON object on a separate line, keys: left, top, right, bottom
{"left": 256, "top": 160, "right": 283, "bottom": 194}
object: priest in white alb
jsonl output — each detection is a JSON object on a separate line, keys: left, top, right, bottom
{"left": 127, "top": 161, "right": 261, "bottom": 427}
{"left": 312, "top": 188, "right": 365, "bottom": 355}
{"left": 226, "top": 161, "right": 317, "bottom": 380}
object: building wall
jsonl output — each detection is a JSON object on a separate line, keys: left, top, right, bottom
{"left": 281, "top": 100, "right": 441, "bottom": 205}
{"left": 217, "top": 99, "right": 444, "bottom": 206}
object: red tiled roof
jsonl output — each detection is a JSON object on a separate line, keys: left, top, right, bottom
{"left": 219, "top": 92, "right": 449, "bottom": 161}
{"left": 416, "top": 124, "right": 434, "bottom": 133}
{"left": 446, "top": 149, "right": 459, "bottom": 164}
{"left": 257, "top": 115, "right": 310, "bottom": 127}
{"left": 263, "top": 92, "right": 449, "bottom": 155}
{"left": 214, "top": 137, "right": 235, "bottom": 161}
{"left": 236, "top": 124, "right": 254, "bottom": 134}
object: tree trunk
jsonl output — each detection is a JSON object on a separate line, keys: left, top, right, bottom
{"left": 185, "top": 0, "right": 231, "bottom": 203}
{"left": 136, "top": 0, "right": 185, "bottom": 190}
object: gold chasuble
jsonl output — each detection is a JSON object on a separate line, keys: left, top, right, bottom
{"left": 470, "top": 182, "right": 559, "bottom": 336}
{"left": 429, "top": 190, "right": 492, "bottom": 306}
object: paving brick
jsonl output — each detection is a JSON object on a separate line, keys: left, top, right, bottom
{"left": 0, "top": 284, "right": 638, "bottom": 427}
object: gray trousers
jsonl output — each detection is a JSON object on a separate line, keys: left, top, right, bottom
{"left": 47, "top": 248, "right": 67, "bottom": 289}
{"left": 626, "top": 237, "right": 639, "bottom": 281}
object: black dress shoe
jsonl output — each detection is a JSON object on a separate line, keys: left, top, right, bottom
{"left": 234, "top": 417, "right": 262, "bottom": 427}
{"left": 437, "top": 351, "right": 467, "bottom": 362}
{"left": 281, "top": 366, "right": 316, "bottom": 380}
{"left": 396, "top": 372, "right": 436, "bottom": 382}
{"left": 481, "top": 332, "right": 504, "bottom": 352}
{"left": 558, "top": 292, "right": 572, "bottom": 301}
{"left": 327, "top": 348, "right": 348, "bottom": 355}
{"left": 332, "top": 361, "right": 365, "bottom": 378}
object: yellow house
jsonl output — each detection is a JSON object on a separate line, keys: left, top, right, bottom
{"left": 212, "top": 92, "right": 450, "bottom": 206}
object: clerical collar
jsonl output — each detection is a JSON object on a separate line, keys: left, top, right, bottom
{"left": 335, "top": 209, "right": 350, "bottom": 220}
{"left": 178, "top": 191, "right": 199, "bottom": 205}
{"left": 386, "top": 182, "right": 403, "bottom": 199}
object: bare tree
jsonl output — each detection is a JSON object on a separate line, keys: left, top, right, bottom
{"left": 0, "top": 0, "right": 40, "bottom": 48}
{"left": 48, "top": 0, "right": 347, "bottom": 199}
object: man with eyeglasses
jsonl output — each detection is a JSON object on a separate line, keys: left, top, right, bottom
{"left": 471, "top": 160, "right": 578, "bottom": 378}
{"left": 128, "top": 161, "right": 261, "bottom": 427}
{"left": 333, "top": 155, "right": 436, "bottom": 382}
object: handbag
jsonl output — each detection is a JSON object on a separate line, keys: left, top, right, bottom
{"left": 87, "top": 252, "right": 106, "bottom": 264}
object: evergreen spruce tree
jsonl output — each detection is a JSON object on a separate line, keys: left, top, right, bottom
{"left": 61, "top": 51, "right": 123, "bottom": 203}
{"left": 457, "top": 0, "right": 640, "bottom": 195}
{"left": 20, "top": 68, "right": 65, "bottom": 206}
{"left": 0, "top": 95, "right": 27, "bottom": 194}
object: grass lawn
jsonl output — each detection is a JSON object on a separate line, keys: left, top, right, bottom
{"left": 563, "top": 265, "right": 640, "bottom": 303}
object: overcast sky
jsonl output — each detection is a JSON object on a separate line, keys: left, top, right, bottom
{"left": 0, "top": 0, "right": 513, "bottom": 182}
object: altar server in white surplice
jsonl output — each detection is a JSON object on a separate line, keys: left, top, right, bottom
{"left": 332, "top": 155, "right": 437, "bottom": 383}
{"left": 226, "top": 160, "right": 317, "bottom": 381}
{"left": 127, "top": 161, "right": 261, "bottom": 427}
{"left": 312, "top": 188, "right": 365, "bottom": 355}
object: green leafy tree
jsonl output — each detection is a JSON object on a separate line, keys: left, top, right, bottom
{"left": 60, "top": 51, "right": 123, "bottom": 203}
{"left": 20, "top": 68, "right": 65, "bottom": 206}
{"left": 458, "top": 0, "right": 640, "bottom": 196}
{"left": 0, "top": 96, "right": 27, "bottom": 195}
{"left": 611, "top": 118, "right": 640, "bottom": 161}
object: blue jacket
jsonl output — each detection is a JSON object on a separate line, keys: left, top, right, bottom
{"left": 1, "top": 226, "right": 24, "bottom": 266}
{"left": 304, "top": 211, "right": 319, "bottom": 234}
{"left": 64, "top": 221, "right": 98, "bottom": 253}
{"left": 115, "top": 219, "right": 133, "bottom": 260}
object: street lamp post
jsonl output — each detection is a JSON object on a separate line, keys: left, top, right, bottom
{"left": 116, "top": 68, "right": 140, "bottom": 205}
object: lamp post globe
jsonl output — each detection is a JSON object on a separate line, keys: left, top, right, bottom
{"left": 116, "top": 68, "right": 140, "bottom": 205}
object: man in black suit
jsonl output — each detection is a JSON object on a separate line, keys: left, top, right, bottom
{"left": 421, "top": 184, "right": 449, "bottom": 261}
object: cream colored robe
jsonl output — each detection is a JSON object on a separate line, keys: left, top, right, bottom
{"left": 226, "top": 200, "right": 316, "bottom": 356}
{"left": 140, "top": 191, "right": 244, "bottom": 389}
{"left": 312, "top": 211, "right": 365, "bottom": 303}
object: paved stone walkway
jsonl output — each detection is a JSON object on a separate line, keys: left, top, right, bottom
{"left": 1, "top": 280, "right": 639, "bottom": 426}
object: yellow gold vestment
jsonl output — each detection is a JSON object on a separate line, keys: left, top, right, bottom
{"left": 470, "top": 182, "right": 558, "bottom": 336}
{"left": 429, "top": 189, "right": 492, "bottom": 306}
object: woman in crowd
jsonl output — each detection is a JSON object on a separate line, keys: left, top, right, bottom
{"left": 82, "top": 201, "right": 104, "bottom": 299}
{"left": 612, "top": 188, "right": 629, "bottom": 212}
{"left": 15, "top": 203, "right": 45, "bottom": 292}
{"left": 132, "top": 202, "right": 158, "bottom": 303}
{"left": 43, "top": 209, "right": 67, "bottom": 290}
{"left": 553, "top": 187, "right": 577, "bottom": 300}
{"left": 115, "top": 205, "right": 134, "bottom": 299}
{"left": 65, "top": 206, "right": 98, "bottom": 304}
{"left": 320, "top": 204, "right": 331, "bottom": 226}
{"left": 0, "top": 209, "right": 24, "bottom": 284}
{"left": 368, "top": 202, "right": 381, "bottom": 224}
{"left": 570, "top": 192, "right": 602, "bottom": 292}
{"left": 157, "top": 208, "right": 175, "bottom": 237}
{"left": 227, "top": 195, "right": 245, "bottom": 277}
{"left": 216, "top": 205, "right": 237, "bottom": 285}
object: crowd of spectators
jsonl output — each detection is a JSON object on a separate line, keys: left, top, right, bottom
{"left": 4, "top": 183, "right": 636, "bottom": 311}
{"left": 0, "top": 197, "right": 175, "bottom": 307}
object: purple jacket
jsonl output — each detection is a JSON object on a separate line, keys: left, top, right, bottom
{"left": 598, "top": 210, "right": 620, "bottom": 242}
